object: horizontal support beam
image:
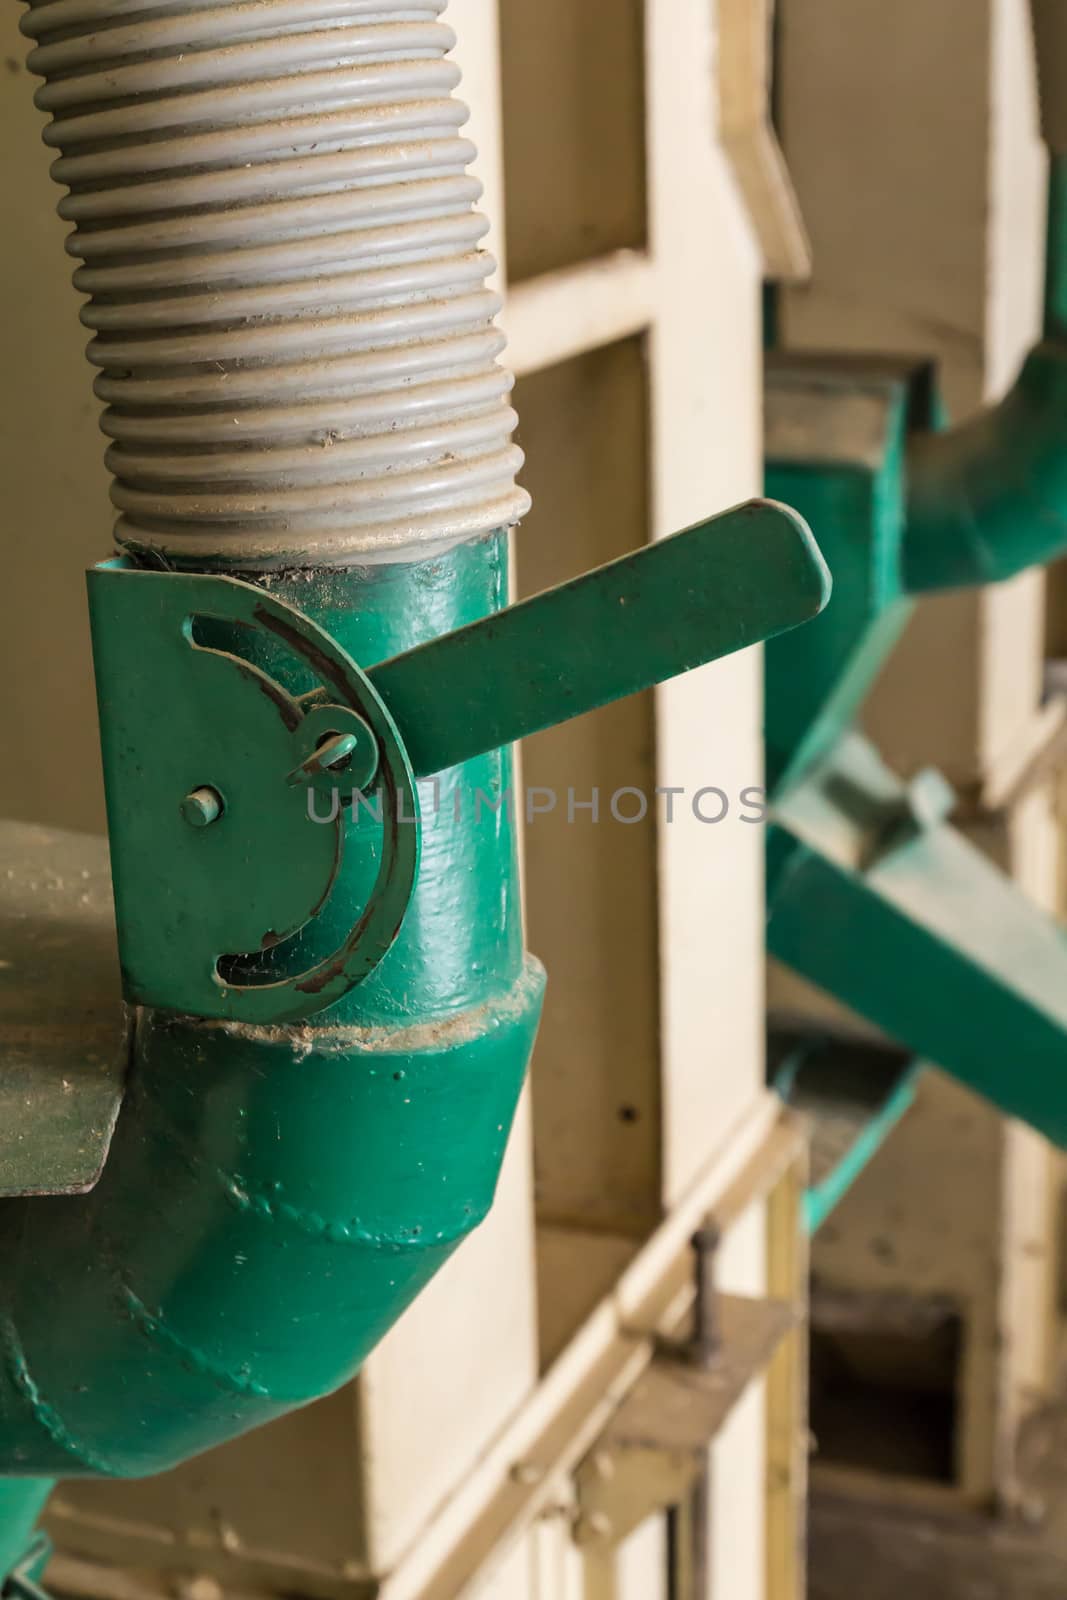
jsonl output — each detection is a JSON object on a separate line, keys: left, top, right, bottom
{"left": 506, "top": 251, "right": 656, "bottom": 376}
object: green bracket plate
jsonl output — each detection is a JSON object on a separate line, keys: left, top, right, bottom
{"left": 88, "top": 563, "right": 421, "bottom": 1025}
{"left": 0, "top": 821, "right": 126, "bottom": 1197}
{"left": 88, "top": 498, "right": 830, "bottom": 1025}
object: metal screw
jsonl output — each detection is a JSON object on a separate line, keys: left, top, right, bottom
{"left": 180, "top": 786, "right": 223, "bottom": 828}
{"left": 687, "top": 1223, "right": 722, "bottom": 1369}
{"left": 314, "top": 731, "right": 360, "bottom": 772}
{"left": 286, "top": 723, "right": 378, "bottom": 790}
{"left": 572, "top": 1512, "right": 613, "bottom": 1548}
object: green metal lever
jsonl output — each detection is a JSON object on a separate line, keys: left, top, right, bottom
{"left": 89, "top": 498, "right": 829, "bottom": 1024}
{"left": 370, "top": 498, "right": 831, "bottom": 778}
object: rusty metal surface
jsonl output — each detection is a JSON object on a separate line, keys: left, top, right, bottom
{"left": 611, "top": 1295, "right": 796, "bottom": 1454}
{"left": 0, "top": 821, "right": 127, "bottom": 1197}
{"left": 575, "top": 1294, "right": 796, "bottom": 1548}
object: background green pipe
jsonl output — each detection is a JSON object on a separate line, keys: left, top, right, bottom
{"left": 903, "top": 156, "right": 1067, "bottom": 592}
{"left": 0, "top": 533, "right": 544, "bottom": 1480}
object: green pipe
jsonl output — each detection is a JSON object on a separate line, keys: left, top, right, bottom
{"left": 0, "top": 538, "right": 543, "bottom": 1477}
{"left": 903, "top": 155, "right": 1067, "bottom": 592}
{"left": 770, "top": 1030, "right": 920, "bottom": 1234}
{"left": 802, "top": 1067, "right": 918, "bottom": 1234}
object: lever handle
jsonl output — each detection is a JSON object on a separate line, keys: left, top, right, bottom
{"left": 88, "top": 498, "right": 829, "bottom": 1023}
{"left": 370, "top": 499, "right": 831, "bottom": 778}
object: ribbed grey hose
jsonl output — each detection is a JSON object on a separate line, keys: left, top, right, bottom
{"left": 21, "top": 0, "right": 530, "bottom": 568}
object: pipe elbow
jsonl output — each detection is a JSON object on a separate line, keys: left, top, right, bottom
{"left": 903, "top": 340, "right": 1067, "bottom": 591}
{"left": 0, "top": 960, "right": 545, "bottom": 1479}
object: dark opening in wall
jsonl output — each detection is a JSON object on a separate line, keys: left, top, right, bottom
{"left": 810, "top": 1284, "right": 963, "bottom": 1484}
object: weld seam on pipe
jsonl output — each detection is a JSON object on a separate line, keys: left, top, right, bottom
{"left": 0, "top": 1319, "right": 119, "bottom": 1477}
{"left": 222, "top": 1170, "right": 489, "bottom": 1247}
{"left": 22, "top": 0, "right": 530, "bottom": 567}
{"left": 120, "top": 1288, "right": 273, "bottom": 1400}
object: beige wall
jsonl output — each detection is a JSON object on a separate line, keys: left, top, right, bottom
{"left": 1, "top": 13, "right": 109, "bottom": 832}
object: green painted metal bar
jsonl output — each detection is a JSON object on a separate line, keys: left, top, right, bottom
{"left": 769, "top": 1026, "right": 920, "bottom": 1233}
{"left": 767, "top": 736, "right": 1067, "bottom": 1148}
{"left": 802, "top": 1069, "right": 918, "bottom": 1234}
{"left": 369, "top": 499, "right": 830, "bottom": 779}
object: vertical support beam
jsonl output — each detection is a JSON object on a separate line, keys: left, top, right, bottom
{"left": 765, "top": 1160, "right": 809, "bottom": 1600}
{"left": 647, "top": 5, "right": 776, "bottom": 1593}
{"left": 708, "top": 1203, "right": 770, "bottom": 1600}
{"left": 647, "top": 0, "right": 767, "bottom": 1208}
{"left": 992, "top": 779, "right": 1062, "bottom": 1505}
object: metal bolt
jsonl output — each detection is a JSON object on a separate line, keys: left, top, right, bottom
{"left": 180, "top": 786, "right": 223, "bottom": 828}
{"left": 687, "top": 1223, "right": 722, "bottom": 1369}
{"left": 572, "top": 1512, "right": 613, "bottom": 1548}
{"left": 286, "top": 721, "right": 379, "bottom": 790}
{"left": 315, "top": 731, "right": 360, "bottom": 772}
